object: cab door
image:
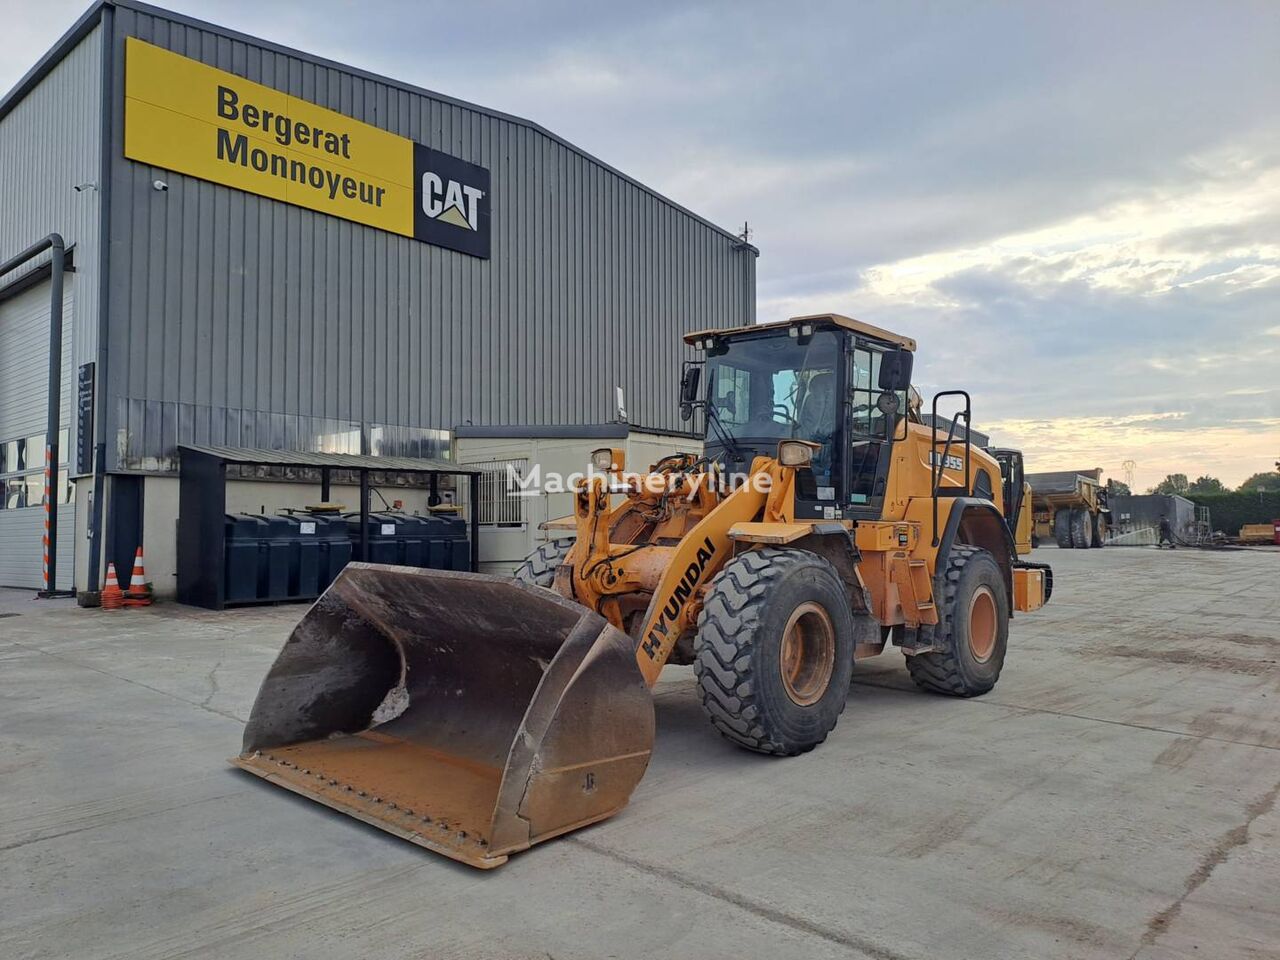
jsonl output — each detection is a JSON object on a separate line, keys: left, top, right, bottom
{"left": 841, "top": 339, "right": 899, "bottom": 518}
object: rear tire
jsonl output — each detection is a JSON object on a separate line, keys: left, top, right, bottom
{"left": 905, "top": 545, "right": 1009, "bottom": 697}
{"left": 1053, "top": 510, "right": 1073, "bottom": 548}
{"left": 695, "top": 548, "right": 855, "bottom": 756}
{"left": 1071, "top": 508, "right": 1093, "bottom": 548}
{"left": 513, "top": 538, "right": 573, "bottom": 588}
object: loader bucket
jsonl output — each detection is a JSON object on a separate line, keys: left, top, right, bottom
{"left": 231, "top": 563, "right": 654, "bottom": 869}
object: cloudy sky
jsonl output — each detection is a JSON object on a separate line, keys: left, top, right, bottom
{"left": 4, "top": 0, "right": 1277, "bottom": 490}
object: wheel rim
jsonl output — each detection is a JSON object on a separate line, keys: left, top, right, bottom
{"left": 968, "top": 586, "right": 998, "bottom": 662}
{"left": 779, "top": 602, "right": 836, "bottom": 706}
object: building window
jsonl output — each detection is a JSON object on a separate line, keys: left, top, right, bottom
{"left": 0, "top": 431, "right": 71, "bottom": 510}
{"left": 465, "top": 458, "right": 529, "bottom": 527}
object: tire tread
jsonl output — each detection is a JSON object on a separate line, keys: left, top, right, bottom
{"left": 905, "top": 545, "right": 1001, "bottom": 697}
{"left": 513, "top": 538, "right": 573, "bottom": 588}
{"left": 694, "top": 548, "right": 847, "bottom": 756}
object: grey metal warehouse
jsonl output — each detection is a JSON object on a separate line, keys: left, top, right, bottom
{"left": 0, "top": 0, "right": 756, "bottom": 599}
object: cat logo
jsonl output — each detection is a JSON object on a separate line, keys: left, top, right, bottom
{"left": 413, "top": 144, "right": 491, "bottom": 258}
{"left": 421, "top": 172, "right": 485, "bottom": 231}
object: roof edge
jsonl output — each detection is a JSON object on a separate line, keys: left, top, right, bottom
{"left": 684, "top": 312, "right": 917, "bottom": 351}
{"left": 177, "top": 443, "right": 479, "bottom": 474}
{"left": 454, "top": 422, "right": 702, "bottom": 441}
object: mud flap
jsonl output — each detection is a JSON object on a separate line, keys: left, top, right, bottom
{"left": 232, "top": 563, "right": 654, "bottom": 868}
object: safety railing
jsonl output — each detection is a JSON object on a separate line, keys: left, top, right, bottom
{"left": 930, "top": 390, "right": 972, "bottom": 546}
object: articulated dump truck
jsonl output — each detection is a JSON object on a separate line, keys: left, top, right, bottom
{"left": 1027, "top": 468, "right": 1111, "bottom": 548}
{"left": 233, "top": 313, "right": 1053, "bottom": 868}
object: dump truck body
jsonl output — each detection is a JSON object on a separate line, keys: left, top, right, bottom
{"left": 1027, "top": 468, "right": 1110, "bottom": 548}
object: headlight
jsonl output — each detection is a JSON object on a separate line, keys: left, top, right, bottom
{"left": 590, "top": 447, "right": 624, "bottom": 472}
{"left": 778, "top": 440, "right": 817, "bottom": 467}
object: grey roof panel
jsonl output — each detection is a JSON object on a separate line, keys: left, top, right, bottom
{"left": 179, "top": 443, "right": 478, "bottom": 474}
{"left": 453, "top": 423, "right": 631, "bottom": 440}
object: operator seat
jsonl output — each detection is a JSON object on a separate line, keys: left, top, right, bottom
{"left": 797, "top": 372, "right": 835, "bottom": 438}
{"left": 797, "top": 372, "right": 836, "bottom": 479}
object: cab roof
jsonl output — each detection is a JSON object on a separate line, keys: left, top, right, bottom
{"left": 683, "top": 313, "right": 916, "bottom": 351}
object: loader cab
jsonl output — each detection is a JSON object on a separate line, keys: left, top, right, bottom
{"left": 685, "top": 314, "right": 914, "bottom": 520}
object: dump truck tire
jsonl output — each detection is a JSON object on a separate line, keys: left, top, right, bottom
{"left": 1091, "top": 512, "right": 1107, "bottom": 547}
{"left": 694, "top": 548, "right": 855, "bottom": 756}
{"left": 513, "top": 538, "right": 573, "bottom": 588}
{"left": 1053, "top": 510, "right": 1072, "bottom": 548}
{"left": 905, "top": 545, "right": 1008, "bottom": 697}
{"left": 1071, "top": 508, "right": 1093, "bottom": 548}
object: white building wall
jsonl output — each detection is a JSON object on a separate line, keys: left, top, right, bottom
{"left": 456, "top": 430, "right": 701, "bottom": 575}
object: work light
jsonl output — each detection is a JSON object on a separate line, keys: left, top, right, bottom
{"left": 778, "top": 440, "right": 817, "bottom": 467}
{"left": 590, "top": 448, "right": 624, "bottom": 472}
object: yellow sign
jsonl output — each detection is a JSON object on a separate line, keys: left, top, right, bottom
{"left": 123, "top": 38, "right": 491, "bottom": 257}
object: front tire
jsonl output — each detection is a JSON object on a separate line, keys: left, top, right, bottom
{"left": 695, "top": 548, "right": 855, "bottom": 756}
{"left": 1091, "top": 511, "right": 1107, "bottom": 547}
{"left": 905, "top": 545, "right": 1009, "bottom": 697}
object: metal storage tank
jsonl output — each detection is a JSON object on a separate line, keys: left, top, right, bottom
{"left": 0, "top": 1, "right": 757, "bottom": 598}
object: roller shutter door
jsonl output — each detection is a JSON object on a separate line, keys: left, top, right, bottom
{"left": 0, "top": 282, "right": 75, "bottom": 590}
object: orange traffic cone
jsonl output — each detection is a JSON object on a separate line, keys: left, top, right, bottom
{"left": 101, "top": 562, "right": 124, "bottom": 610}
{"left": 123, "top": 547, "right": 153, "bottom": 607}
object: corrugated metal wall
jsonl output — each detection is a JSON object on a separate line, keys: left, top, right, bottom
{"left": 0, "top": 22, "right": 101, "bottom": 588}
{"left": 104, "top": 7, "right": 755, "bottom": 472}
{"left": 0, "top": 22, "right": 103, "bottom": 455}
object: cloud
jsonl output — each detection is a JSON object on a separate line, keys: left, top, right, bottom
{"left": 4, "top": 0, "right": 1278, "bottom": 489}
{"left": 856, "top": 153, "right": 1280, "bottom": 305}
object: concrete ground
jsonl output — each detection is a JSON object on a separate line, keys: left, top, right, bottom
{"left": 2, "top": 545, "right": 1278, "bottom": 960}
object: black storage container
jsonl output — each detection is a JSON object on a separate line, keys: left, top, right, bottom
{"left": 344, "top": 511, "right": 469, "bottom": 571}
{"left": 396, "top": 514, "right": 430, "bottom": 567}
{"left": 258, "top": 516, "right": 294, "bottom": 600}
{"left": 312, "top": 514, "right": 352, "bottom": 591}
{"left": 271, "top": 514, "right": 321, "bottom": 598}
{"left": 347, "top": 512, "right": 410, "bottom": 564}
{"left": 224, "top": 514, "right": 267, "bottom": 602}
{"left": 222, "top": 512, "right": 350, "bottom": 604}
{"left": 424, "top": 513, "right": 471, "bottom": 571}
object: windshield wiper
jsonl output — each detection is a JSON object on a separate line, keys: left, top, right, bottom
{"left": 704, "top": 402, "right": 748, "bottom": 464}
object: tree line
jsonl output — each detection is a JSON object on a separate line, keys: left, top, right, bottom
{"left": 1103, "top": 470, "right": 1280, "bottom": 497}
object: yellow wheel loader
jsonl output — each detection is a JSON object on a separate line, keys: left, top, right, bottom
{"left": 233, "top": 313, "right": 1052, "bottom": 868}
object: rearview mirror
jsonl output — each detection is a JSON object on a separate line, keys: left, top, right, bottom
{"left": 680, "top": 365, "right": 702, "bottom": 404}
{"left": 679, "top": 365, "right": 702, "bottom": 420}
{"left": 878, "top": 348, "right": 913, "bottom": 391}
